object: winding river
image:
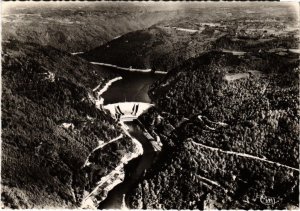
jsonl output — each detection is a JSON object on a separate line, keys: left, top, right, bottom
{"left": 95, "top": 65, "right": 163, "bottom": 209}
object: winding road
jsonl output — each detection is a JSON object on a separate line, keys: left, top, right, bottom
{"left": 191, "top": 140, "right": 299, "bottom": 172}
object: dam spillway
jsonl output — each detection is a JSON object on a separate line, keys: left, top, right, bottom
{"left": 104, "top": 102, "right": 154, "bottom": 122}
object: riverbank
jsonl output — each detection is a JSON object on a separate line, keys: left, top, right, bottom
{"left": 93, "top": 76, "right": 123, "bottom": 108}
{"left": 71, "top": 52, "right": 84, "bottom": 55}
{"left": 81, "top": 140, "right": 143, "bottom": 209}
{"left": 91, "top": 62, "right": 167, "bottom": 74}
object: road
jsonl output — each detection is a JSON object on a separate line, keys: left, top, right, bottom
{"left": 191, "top": 140, "right": 299, "bottom": 172}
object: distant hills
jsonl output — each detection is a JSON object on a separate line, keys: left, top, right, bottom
{"left": 82, "top": 24, "right": 297, "bottom": 73}
{"left": 3, "top": 2, "right": 297, "bottom": 53}
{"left": 2, "top": 3, "right": 187, "bottom": 52}
{"left": 82, "top": 26, "right": 226, "bottom": 72}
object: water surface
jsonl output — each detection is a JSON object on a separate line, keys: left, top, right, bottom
{"left": 101, "top": 69, "right": 162, "bottom": 104}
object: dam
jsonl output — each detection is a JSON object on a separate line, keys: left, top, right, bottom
{"left": 103, "top": 102, "right": 154, "bottom": 122}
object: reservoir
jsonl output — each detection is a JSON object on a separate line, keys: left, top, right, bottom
{"left": 101, "top": 68, "right": 162, "bottom": 105}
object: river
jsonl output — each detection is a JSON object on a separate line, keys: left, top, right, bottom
{"left": 98, "top": 121, "right": 158, "bottom": 209}
{"left": 95, "top": 65, "right": 163, "bottom": 209}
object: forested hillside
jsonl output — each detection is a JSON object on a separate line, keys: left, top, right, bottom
{"left": 127, "top": 50, "right": 300, "bottom": 209}
{"left": 1, "top": 41, "right": 135, "bottom": 208}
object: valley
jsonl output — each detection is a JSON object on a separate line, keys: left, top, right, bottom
{"left": 1, "top": 1, "right": 299, "bottom": 210}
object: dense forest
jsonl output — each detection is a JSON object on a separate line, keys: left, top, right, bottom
{"left": 1, "top": 41, "right": 136, "bottom": 208}
{"left": 127, "top": 50, "right": 299, "bottom": 209}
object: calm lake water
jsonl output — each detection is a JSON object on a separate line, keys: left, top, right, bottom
{"left": 101, "top": 69, "right": 162, "bottom": 105}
